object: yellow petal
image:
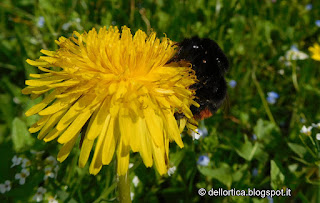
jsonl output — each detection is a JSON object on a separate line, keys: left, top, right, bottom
{"left": 116, "top": 136, "right": 130, "bottom": 176}
{"left": 164, "top": 111, "right": 184, "bottom": 148}
{"left": 56, "top": 94, "right": 94, "bottom": 131}
{"left": 102, "top": 117, "right": 118, "bottom": 165}
{"left": 38, "top": 92, "right": 82, "bottom": 116}
{"left": 40, "top": 49, "right": 56, "bottom": 56}
{"left": 86, "top": 98, "right": 111, "bottom": 140}
{"left": 37, "top": 108, "right": 68, "bottom": 140}
{"left": 79, "top": 136, "right": 94, "bottom": 168}
{"left": 57, "top": 133, "right": 79, "bottom": 162}
{"left": 25, "top": 75, "right": 68, "bottom": 86}
{"left": 26, "top": 59, "right": 49, "bottom": 66}
{"left": 43, "top": 128, "right": 63, "bottom": 142}
{"left": 144, "top": 107, "right": 164, "bottom": 148}
{"left": 89, "top": 131, "right": 105, "bottom": 175}
{"left": 58, "top": 109, "right": 92, "bottom": 144}
{"left": 139, "top": 119, "right": 153, "bottom": 167}
{"left": 28, "top": 115, "right": 50, "bottom": 133}
{"left": 25, "top": 89, "right": 60, "bottom": 117}
{"left": 151, "top": 140, "right": 167, "bottom": 175}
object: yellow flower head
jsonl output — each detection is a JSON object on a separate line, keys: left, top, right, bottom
{"left": 23, "top": 26, "right": 199, "bottom": 175}
{"left": 308, "top": 43, "right": 320, "bottom": 61}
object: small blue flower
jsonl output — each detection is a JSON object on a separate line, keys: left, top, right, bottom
{"left": 252, "top": 134, "right": 257, "bottom": 141}
{"left": 267, "top": 91, "right": 279, "bottom": 104}
{"left": 290, "top": 45, "right": 298, "bottom": 52}
{"left": 267, "top": 196, "right": 274, "bottom": 203}
{"left": 197, "top": 155, "right": 210, "bottom": 166}
{"left": 268, "top": 91, "right": 279, "bottom": 99}
{"left": 316, "top": 20, "right": 320, "bottom": 27}
{"left": 37, "top": 16, "right": 45, "bottom": 28}
{"left": 267, "top": 97, "right": 276, "bottom": 104}
{"left": 252, "top": 168, "right": 258, "bottom": 177}
{"left": 229, "top": 80, "right": 237, "bottom": 88}
{"left": 198, "top": 127, "right": 208, "bottom": 137}
{"left": 62, "top": 22, "right": 71, "bottom": 31}
{"left": 305, "top": 4, "right": 312, "bottom": 11}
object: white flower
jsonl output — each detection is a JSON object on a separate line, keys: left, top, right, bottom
{"left": 191, "top": 126, "right": 208, "bottom": 140}
{"left": 278, "top": 69, "right": 284, "bottom": 75}
{"left": 0, "top": 180, "right": 11, "bottom": 194}
{"left": 167, "top": 166, "right": 177, "bottom": 176}
{"left": 11, "top": 155, "right": 22, "bottom": 168}
{"left": 132, "top": 176, "right": 139, "bottom": 187}
{"left": 15, "top": 169, "right": 30, "bottom": 185}
{"left": 54, "top": 165, "right": 59, "bottom": 178}
{"left": 316, "top": 133, "right": 320, "bottom": 141}
{"left": 46, "top": 156, "right": 57, "bottom": 166}
{"left": 44, "top": 166, "right": 55, "bottom": 180}
{"left": 32, "top": 187, "right": 47, "bottom": 202}
{"left": 129, "top": 163, "right": 134, "bottom": 169}
{"left": 21, "top": 158, "right": 31, "bottom": 168}
{"left": 191, "top": 129, "right": 201, "bottom": 140}
{"left": 13, "top": 97, "right": 21, "bottom": 104}
{"left": 48, "top": 195, "right": 58, "bottom": 203}
{"left": 300, "top": 125, "right": 312, "bottom": 136}
{"left": 130, "top": 192, "right": 134, "bottom": 200}
{"left": 285, "top": 46, "right": 308, "bottom": 61}
{"left": 312, "top": 122, "right": 320, "bottom": 129}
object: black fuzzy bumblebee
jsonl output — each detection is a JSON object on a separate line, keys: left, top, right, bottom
{"left": 168, "top": 36, "right": 229, "bottom": 120}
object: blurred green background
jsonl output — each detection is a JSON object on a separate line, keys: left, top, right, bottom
{"left": 1, "top": 0, "right": 320, "bottom": 202}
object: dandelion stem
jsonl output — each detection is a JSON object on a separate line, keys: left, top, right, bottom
{"left": 118, "top": 172, "right": 131, "bottom": 203}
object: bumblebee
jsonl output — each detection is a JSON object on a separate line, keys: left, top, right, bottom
{"left": 168, "top": 36, "right": 229, "bottom": 120}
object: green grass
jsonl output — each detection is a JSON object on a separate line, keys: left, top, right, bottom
{"left": 1, "top": 0, "right": 320, "bottom": 202}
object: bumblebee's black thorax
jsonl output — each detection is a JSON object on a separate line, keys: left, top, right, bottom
{"left": 169, "top": 36, "right": 229, "bottom": 118}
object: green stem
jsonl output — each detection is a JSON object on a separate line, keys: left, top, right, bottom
{"left": 251, "top": 65, "right": 276, "bottom": 126}
{"left": 292, "top": 61, "right": 299, "bottom": 92}
{"left": 118, "top": 173, "right": 131, "bottom": 203}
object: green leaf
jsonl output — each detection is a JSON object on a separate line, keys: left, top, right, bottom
{"left": 232, "top": 164, "right": 248, "bottom": 182}
{"left": 288, "top": 142, "right": 307, "bottom": 158}
{"left": 270, "top": 160, "right": 285, "bottom": 189}
{"left": 253, "top": 119, "right": 280, "bottom": 145}
{"left": 11, "top": 117, "right": 34, "bottom": 152}
{"left": 198, "top": 163, "right": 232, "bottom": 188}
{"left": 235, "top": 135, "right": 258, "bottom": 161}
{"left": 170, "top": 150, "right": 185, "bottom": 167}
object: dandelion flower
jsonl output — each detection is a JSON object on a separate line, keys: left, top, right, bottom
{"left": 309, "top": 43, "right": 320, "bottom": 61}
{"left": 23, "top": 26, "right": 199, "bottom": 176}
